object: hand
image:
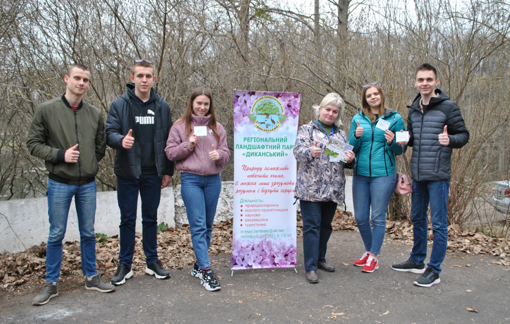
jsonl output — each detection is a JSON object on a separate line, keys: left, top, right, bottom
{"left": 311, "top": 141, "right": 321, "bottom": 158}
{"left": 209, "top": 144, "right": 220, "bottom": 160}
{"left": 384, "top": 129, "right": 395, "bottom": 145}
{"left": 438, "top": 125, "right": 450, "bottom": 146}
{"left": 65, "top": 144, "right": 79, "bottom": 163}
{"left": 396, "top": 129, "right": 408, "bottom": 146}
{"left": 122, "top": 129, "right": 134, "bottom": 149}
{"left": 189, "top": 133, "right": 197, "bottom": 149}
{"left": 355, "top": 120, "right": 363, "bottom": 138}
{"left": 345, "top": 150, "right": 355, "bottom": 163}
{"left": 161, "top": 175, "right": 172, "bottom": 189}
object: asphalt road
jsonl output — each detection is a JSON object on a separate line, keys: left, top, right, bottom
{"left": 1, "top": 231, "right": 509, "bottom": 324}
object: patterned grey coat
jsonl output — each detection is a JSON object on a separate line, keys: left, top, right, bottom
{"left": 293, "top": 121, "right": 354, "bottom": 205}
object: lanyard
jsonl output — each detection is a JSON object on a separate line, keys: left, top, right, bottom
{"left": 317, "top": 122, "right": 335, "bottom": 140}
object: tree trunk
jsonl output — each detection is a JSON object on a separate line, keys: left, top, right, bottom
{"left": 314, "top": 0, "right": 321, "bottom": 57}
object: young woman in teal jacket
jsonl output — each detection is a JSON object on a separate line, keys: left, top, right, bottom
{"left": 348, "top": 83, "right": 405, "bottom": 273}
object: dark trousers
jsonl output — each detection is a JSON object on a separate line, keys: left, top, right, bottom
{"left": 300, "top": 200, "right": 337, "bottom": 271}
{"left": 117, "top": 174, "right": 161, "bottom": 267}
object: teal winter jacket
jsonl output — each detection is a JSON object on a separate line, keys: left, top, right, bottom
{"left": 348, "top": 109, "right": 405, "bottom": 177}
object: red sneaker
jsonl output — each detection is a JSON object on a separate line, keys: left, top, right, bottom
{"left": 362, "top": 256, "right": 379, "bottom": 273}
{"left": 353, "top": 252, "right": 370, "bottom": 267}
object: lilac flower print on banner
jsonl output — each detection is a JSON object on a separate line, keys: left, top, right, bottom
{"left": 233, "top": 90, "right": 300, "bottom": 129}
{"left": 276, "top": 92, "right": 300, "bottom": 120}
{"left": 233, "top": 91, "right": 257, "bottom": 128}
{"left": 231, "top": 237, "right": 297, "bottom": 269}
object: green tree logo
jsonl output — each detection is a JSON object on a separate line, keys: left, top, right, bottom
{"left": 249, "top": 96, "right": 286, "bottom": 132}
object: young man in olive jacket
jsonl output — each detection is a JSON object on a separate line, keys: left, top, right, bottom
{"left": 106, "top": 60, "right": 174, "bottom": 285}
{"left": 27, "top": 64, "right": 115, "bottom": 306}
{"left": 392, "top": 63, "right": 469, "bottom": 287}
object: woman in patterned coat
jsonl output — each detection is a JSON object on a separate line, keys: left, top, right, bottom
{"left": 293, "top": 93, "right": 355, "bottom": 283}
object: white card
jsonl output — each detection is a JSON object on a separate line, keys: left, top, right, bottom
{"left": 396, "top": 131, "right": 410, "bottom": 142}
{"left": 194, "top": 126, "right": 208, "bottom": 137}
{"left": 376, "top": 119, "right": 390, "bottom": 131}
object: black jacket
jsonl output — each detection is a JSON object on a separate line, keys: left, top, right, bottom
{"left": 407, "top": 89, "right": 469, "bottom": 182}
{"left": 106, "top": 83, "right": 174, "bottom": 179}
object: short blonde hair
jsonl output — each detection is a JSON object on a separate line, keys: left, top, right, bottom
{"left": 312, "top": 92, "right": 345, "bottom": 128}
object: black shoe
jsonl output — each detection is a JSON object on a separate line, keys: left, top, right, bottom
{"left": 191, "top": 262, "right": 202, "bottom": 279}
{"left": 318, "top": 262, "right": 335, "bottom": 272}
{"left": 145, "top": 261, "right": 170, "bottom": 279}
{"left": 201, "top": 269, "right": 221, "bottom": 291}
{"left": 111, "top": 264, "right": 133, "bottom": 286}
{"left": 413, "top": 267, "right": 441, "bottom": 287}
{"left": 391, "top": 259, "right": 426, "bottom": 274}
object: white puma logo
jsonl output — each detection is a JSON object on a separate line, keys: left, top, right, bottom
{"left": 147, "top": 109, "right": 155, "bottom": 115}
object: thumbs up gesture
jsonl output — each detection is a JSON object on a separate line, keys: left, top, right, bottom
{"left": 355, "top": 120, "right": 363, "bottom": 138}
{"left": 311, "top": 140, "right": 322, "bottom": 158}
{"left": 438, "top": 125, "right": 450, "bottom": 146}
{"left": 209, "top": 143, "right": 220, "bottom": 161}
{"left": 65, "top": 144, "right": 80, "bottom": 163}
{"left": 122, "top": 129, "right": 135, "bottom": 149}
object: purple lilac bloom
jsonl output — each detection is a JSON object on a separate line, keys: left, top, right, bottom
{"left": 231, "top": 237, "right": 297, "bottom": 269}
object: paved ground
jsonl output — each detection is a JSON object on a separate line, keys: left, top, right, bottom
{"left": 0, "top": 231, "right": 509, "bottom": 324}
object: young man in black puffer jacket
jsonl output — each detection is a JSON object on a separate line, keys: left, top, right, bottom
{"left": 392, "top": 63, "right": 469, "bottom": 287}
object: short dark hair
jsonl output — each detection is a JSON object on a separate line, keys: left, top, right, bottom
{"left": 67, "top": 64, "right": 89, "bottom": 76}
{"left": 416, "top": 63, "right": 437, "bottom": 79}
{"left": 131, "top": 60, "right": 154, "bottom": 75}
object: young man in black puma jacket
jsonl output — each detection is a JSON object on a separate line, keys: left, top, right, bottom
{"left": 106, "top": 60, "right": 174, "bottom": 285}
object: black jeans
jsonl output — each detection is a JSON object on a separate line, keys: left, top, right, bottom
{"left": 117, "top": 174, "right": 161, "bottom": 267}
{"left": 300, "top": 200, "right": 337, "bottom": 271}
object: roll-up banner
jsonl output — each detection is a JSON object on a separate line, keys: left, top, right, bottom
{"left": 231, "top": 90, "right": 300, "bottom": 270}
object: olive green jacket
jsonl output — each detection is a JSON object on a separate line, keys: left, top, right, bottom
{"left": 27, "top": 95, "right": 106, "bottom": 185}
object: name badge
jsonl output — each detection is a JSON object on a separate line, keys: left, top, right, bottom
{"left": 194, "top": 126, "right": 208, "bottom": 137}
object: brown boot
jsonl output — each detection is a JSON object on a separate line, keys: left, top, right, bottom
{"left": 306, "top": 270, "right": 319, "bottom": 283}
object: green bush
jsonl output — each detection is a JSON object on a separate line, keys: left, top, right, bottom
{"left": 95, "top": 233, "right": 108, "bottom": 244}
{"left": 157, "top": 222, "right": 169, "bottom": 232}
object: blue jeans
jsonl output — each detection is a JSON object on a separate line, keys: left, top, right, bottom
{"left": 46, "top": 179, "right": 97, "bottom": 282}
{"left": 410, "top": 180, "right": 450, "bottom": 274}
{"left": 117, "top": 174, "right": 161, "bottom": 267}
{"left": 300, "top": 200, "right": 337, "bottom": 271}
{"left": 180, "top": 173, "right": 221, "bottom": 269}
{"left": 352, "top": 174, "right": 396, "bottom": 255}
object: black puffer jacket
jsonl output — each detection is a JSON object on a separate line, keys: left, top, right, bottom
{"left": 407, "top": 89, "right": 469, "bottom": 182}
{"left": 106, "top": 83, "right": 174, "bottom": 179}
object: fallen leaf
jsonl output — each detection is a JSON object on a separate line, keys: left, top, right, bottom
{"left": 342, "top": 262, "right": 349, "bottom": 266}
{"left": 381, "top": 311, "right": 390, "bottom": 316}
{"left": 466, "top": 290, "right": 472, "bottom": 293}
{"left": 466, "top": 307, "right": 478, "bottom": 313}
{"left": 332, "top": 312, "right": 345, "bottom": 316}
{"left": 453, "top": 265, "right": 462, "bottom": 268}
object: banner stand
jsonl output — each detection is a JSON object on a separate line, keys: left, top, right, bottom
{"left": 231, "top": 90, "right": 301, "bottom": 273}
